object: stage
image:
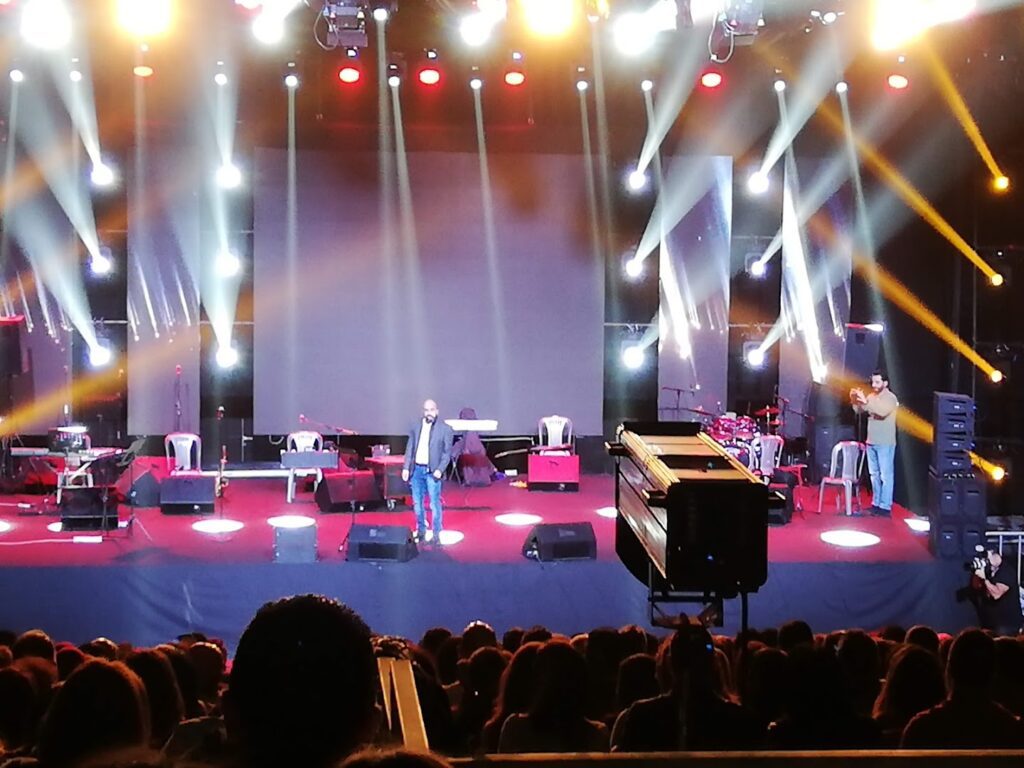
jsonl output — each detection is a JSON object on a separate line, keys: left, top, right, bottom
{"left": 0, "top": 474, "right": 978, "bottom": 650}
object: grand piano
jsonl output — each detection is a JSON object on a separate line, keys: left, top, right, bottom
{"left": 608, "top": 421, "right": 782, "bottom": 625}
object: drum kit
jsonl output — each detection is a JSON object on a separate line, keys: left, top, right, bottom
{"left": 668, "top": 402, "right": 808, "bottom": 473}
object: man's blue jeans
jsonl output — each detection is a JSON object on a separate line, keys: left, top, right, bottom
{"left": 411, "top": 465, "right": 443, "bottom": 537}
{"left": 866, "top": 443, "right": 896, "bottom": 511}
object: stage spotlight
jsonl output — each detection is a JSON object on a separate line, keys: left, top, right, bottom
{"left": 747, "top": 171, "right": 770, "bottom": 195}
{"left": 9, "top": 70, "right": 24, "bottom": 83}
{"left": 745, "top": 346, "right": 765, "bottom": 368}
{"left": 116, "top": 0, "right": 172, "bottom": 38}
{"left": 90, "top": 162, "right": 115, "bottom": 188}
{"left": 504, "top": 69, "right": 525, "bottom": 86}
{"left": 990, "top": 369, "right": 1004, "bottom": 384}
{"left": 252, "top": 11, "right": 284, "bottom": 44}
{"left": 214, "top": 72, "right": 228, "bottom": 86}
{"left": 773, "top": 78, "right": 786, "bottom": 93}
{"left": 216, "top": 344, "right": 239, "bottom": 369}
{"left": 215, "top": 250, "right": 241, "bottom": 277}
{"left": 613, "top": 11, "right": 657, "bottom": 57}
{"left": 69, "top": 69, "right": 82, "bottom": 82}
{"left": 641, "top": 78, "right": 653, "bottom": 92}
{"left": 418, "top": 67, "right": 441, "bottom": 86}
{"left": 89, "top": 343, "right": 113, "bottom": 368}
{"left": 216, "top": 163, "right": 242, "bottom": 189}
{"left": 624, "top": 258, "right": 644, "bottom": 279}
{"left": 133, "top": 65, "right": 154, "bottom": 78}
{"left": 522, "top": 0, "right": 575, "bottom": 38}
{"left": 459, "top": 13, "right": 493, "bottom": 47}
{"left": 627, "top": 168, "right": 648, "bottom": 192}
{"left": 748, "top": 259, "right": 766, "bottom": 278}
{"left": 21, "top": 0, "right": 72, "bottom": 50}
{"left": 822, "top": 10, "right": 838, "bottom": 24}
{"left": 576, "top": 79, "right": 589, "bottom": 92}
{"left": 469, "top": 77, "right": 483, "bottom": 90}
{"left": 372, "top": 6, "right": 389, "bottom": 21}
{"left": 990, "top": 273, "right": 1004, "bottom": 287}
{"left": 622, "top": 344, "right": 645, "bottom": 370}
{"left": 388, "top": 74, "right": 400, "bottom": 87}
{"left": 90, "top": 248, "right": 113, "bottom": 276}
{"left": 992, "top": 175, "right": 1010, "bottom": 193}
{"left": 990, "top": 465, "right": 1006, "bottom": 482}
{"left": 864, "top": 323, "right": 885, "bottom": 332}
{"left": 887, "top": 73, "right": 909, "bottom": 90}
{"left": 700, "top": 70, "right": 723, "bottom": 89}
{"left": 338, "top": 66, "right": 360, "bottom": 84}
{"left": 284, "top": 72, "right": 299, "bottom": 88}
{"left": 0, "top": 521, "right": 10, "bottom": 534}
{"left": 835, "top": 80, "right": 848, "bottom": 94}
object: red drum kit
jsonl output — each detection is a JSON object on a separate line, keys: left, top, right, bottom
{"left": 706, "top": 406, "right": 783, "bottom": 470}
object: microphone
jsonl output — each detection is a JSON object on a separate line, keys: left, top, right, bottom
{"left": 175, "top": 364, "right": 182, "bottom": 375}
{"left": 299, "top": 413, "right": 306, "bottom": 423}
{"left": 216, "top": 406, "right": 225, "bottom": 421}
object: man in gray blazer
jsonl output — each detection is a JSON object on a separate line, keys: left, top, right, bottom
{"left": 402, "top": 399, "right": 454, "bottom": 543}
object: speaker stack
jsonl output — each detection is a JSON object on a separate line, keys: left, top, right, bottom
{"left": 928, "top": 392, "right": 986, "bottom": 558}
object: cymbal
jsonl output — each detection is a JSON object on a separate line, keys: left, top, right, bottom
{"left": 754, "top": 406, "right": 780, "bottom": 416}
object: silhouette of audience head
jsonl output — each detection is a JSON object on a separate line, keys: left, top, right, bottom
{"left": 461, "top": 621, "right": 498, "bottom": 659}
{"left": 13, "top": 629, "right": 55, "bottom": 664}
{"left": 667, "top": 623, "right": 715, "bottom": 696}
{"left": 873, "top": 644, "right": 944, "bottom": 727}
{"left": 125, "top": 649, "right": 185, "bottom": 748}
{"left": 778, "top": 620, "right": 813, "bottom": 652}
{"left": 905, "top": 625, "right": 940, "bottom": 656}
{"left": 946, "top": 628, "right": 996, "bottom": 697}
{"left": 0, "top": 666, "right": 35, "bottom": 750}
{"left": 420, "top": 627, "right": 453, "bottom": 660}
{"left": 80, "top": 637, "right": 119, "bottom": 661}
{"left": 616, "top": 653, "right": 658, "bottom": 710}
{"left": 187, "top": 641, "right": 226, "bottom": 705}
{"left": 502, "top": 628, "right": 525, "bottom": 654}
{"left": 528, "top": 640, "right": 589, "bottom": 724}
{"left": 56, "top": 645, "right": 87, "bottom": 681}
{"left": 224, "top": 594, "right": 378, "bottom": 767}
{"left": 37, "top": 658, "right": 150, "bottom": 768}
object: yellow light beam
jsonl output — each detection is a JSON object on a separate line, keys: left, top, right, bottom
{"left": 756, "top": 40, "right": 1000, "bottom": 281}
{"left": 921, "top": 43, "right": 1006, "bottom": 185}
{"left": 805, "top": 211, "right": 999, "bottom": 379}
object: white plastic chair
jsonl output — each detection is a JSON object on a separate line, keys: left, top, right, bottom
{"left": 55, "top": 437, "right": 95, "bottom": 505}
{"left": 753, "top": 434, "right": 785, "bottom": 477}
{"left": 817, "top": 440, "right": 866, "bottom": 516}
{"left": 285, "top": 430, "right": 324, "bottom": 503}
{"left": 537, "top": 416, "right": 573, "bottom": 456}
{"left": 165, "top": 433, "right": 201, "bottom": 474}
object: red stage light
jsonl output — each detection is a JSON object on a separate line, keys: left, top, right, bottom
{"left": 418, "top": 67, "right": 441, "bottom": 86}
{"left": 504, "top": 69, "right": 526, "bottom": 87}
{"left": 338, "top": 66, "right": 361, "bottom": 84}
{"left": 700, "top": 71, "right": 723, "bottom": 89}
{"left": 887, "top": 73, "right": 909, "bottom": 90}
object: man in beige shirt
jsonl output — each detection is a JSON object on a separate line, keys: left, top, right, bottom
{"left": 850, "top": 370, "right": 899, "bottom": 516}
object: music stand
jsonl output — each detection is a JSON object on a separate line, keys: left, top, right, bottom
{"left": 117, "top": 439, "right": 153, "bottom": 540}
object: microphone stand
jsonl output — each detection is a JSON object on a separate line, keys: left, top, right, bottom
{"left": 173, "top": 366, "right": 182, "bottom": 433}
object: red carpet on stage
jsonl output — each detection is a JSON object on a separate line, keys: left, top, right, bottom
{"left": 0, "top": 476, "right": 932, "bottom": 567}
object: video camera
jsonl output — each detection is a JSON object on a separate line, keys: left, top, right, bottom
{"left": 964, "top": 544, "right": 988, "bottom": 573}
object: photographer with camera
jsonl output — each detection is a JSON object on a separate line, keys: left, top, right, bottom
{"left": 970, "top": 547, "right": 1023, "bottom": 637}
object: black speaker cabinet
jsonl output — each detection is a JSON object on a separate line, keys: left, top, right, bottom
{"left": 345, "top": 524, "right": 417, "bottom": 562}
{"left": 60, "top": 486, "right": 118, "bottom": 531}
{"left": 315, "top": 472, "right": 382, "bottom": 512}
{"left": 522, "top": 522, "right": 597, "bottom": 562}
{"left": 160, "top": 475, "right": 216, "bottom": 515}
{"left": 929, "top": 520, "right": 983, "bottom": 559}
{"left": 0, "top": 316, "right": 26, "bottom": 377}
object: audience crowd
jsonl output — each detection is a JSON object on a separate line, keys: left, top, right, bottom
{"left": 1, "top": 595, "right": 1023, "bottom": 768}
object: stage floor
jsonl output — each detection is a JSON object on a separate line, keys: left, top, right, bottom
{"left": 0, "top": 475, "right": 932, "bottom": 566}
{"left": 0, "top": 476, "right": 973, "bottom": 651}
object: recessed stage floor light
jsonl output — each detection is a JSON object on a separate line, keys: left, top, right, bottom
{"left": 595, "top": 506, "right": 618, "bottom": 519}
{"left": 835, "top": 81, "right": 848, "bottom": 94}
{"left": 338, "top": 66, "right": 360, "bottom": 84}
{"left": 47, "top": 521, "right": 63, "bottom": 533}
{"left": 372, "top": 7, "right": 389, "bottom": 22}
{"left": 820, "top": 529, "right": 881, "bottom": 548}
{"left": 773, "top": 79, "right": 786, "bottom": 93}
{"left": 388, "top": 74, "right": 401, "bottom": 88}
{"left": 495, "top": 513, "right": 542, "bottom": 527}
{"left": 0, "top": 520, "right": 11, "bottom": 533}
{"left": 70, "top": 69, "right": 82, "bottom": 82}
{"left": 284, "top": 73, "right": 299, "bottom": 89}
{"left": 192, "top": 519, "right": 244, "bottom": 534}
{"left": 905, "top": 517, "right": 930, "bottom": 533}
{"left": 268, "top": 514, "right": 316, "bottom": 529}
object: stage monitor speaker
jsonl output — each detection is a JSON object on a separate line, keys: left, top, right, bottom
{"left": 60, "top": 486, "right": 118, "bottom": 531}
{"left": 522, "top": 522, "right": 597, "bottom": 562}
{"left": 274, "top": 523, "right": 318, "bottom": 563}
{"left": 345, "top": 524, "right": 417, "bottom": 562}
{"left": 160, "top": 475, "right": 215, "bottom": 515}
{"left": 114, "top": 457, "right": 168, "bottom": 507}
{"left": 315, "top": 472, "right": 381, "bottom": 513}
